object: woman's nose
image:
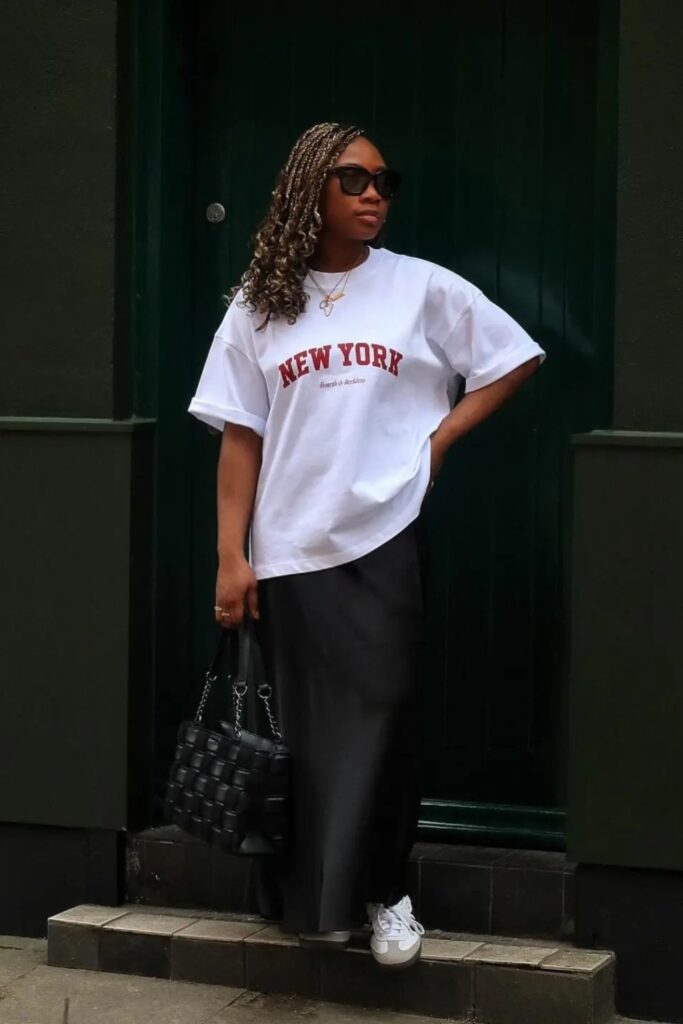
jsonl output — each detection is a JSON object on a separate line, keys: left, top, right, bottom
{"left": 361, "top": 184, "right": 382, "bottom": 203}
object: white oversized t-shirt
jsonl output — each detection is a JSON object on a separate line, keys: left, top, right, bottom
{"left": 188, "top": 246, "right": 546, "bottom": 580}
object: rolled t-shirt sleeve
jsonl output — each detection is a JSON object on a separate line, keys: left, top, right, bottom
{"left": 188, "top": 330, "right": 269, "bottom": 437}
{"left": 427, "top": 272, "right": 547, "bottom": 393}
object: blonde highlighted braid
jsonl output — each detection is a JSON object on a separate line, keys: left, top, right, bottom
{"left": 222, "top": 122, "right": 383, "bottom": 330}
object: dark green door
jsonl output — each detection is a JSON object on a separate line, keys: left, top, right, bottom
{"left": 186, "top": 0, "right": 615, "bottom": 847}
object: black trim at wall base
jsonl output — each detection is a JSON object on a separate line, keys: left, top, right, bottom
{"left": 575, "top": 862, "right": 683, "bottom": 1023}
{"left": 0, "top": 823, "right": 125, "bottom": 937}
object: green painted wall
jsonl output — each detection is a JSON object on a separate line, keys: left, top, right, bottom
{"left": 0, "top": 1, "right": 129, "bottom": 418}
{"left": 0, "top": 0, "right": 154, "bottom": 832}
{"left": 568, "top": 433, "right": 683, "bottom": 870}
{"left": 567, "top": 0, "right": 683, "bottom": 871}
{"left": 612, "top": 1, "right": 683, "bottom": 431}
{"left": 0, "top": 419, "right": 154, "bottom": 830}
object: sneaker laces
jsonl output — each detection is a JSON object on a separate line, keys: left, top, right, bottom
{"left": 374, "top": 895, "right": 425, "bottom": 939}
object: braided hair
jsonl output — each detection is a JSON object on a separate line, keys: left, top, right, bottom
{"left": 223, "top": 121, "right": 383, "bottom": 330}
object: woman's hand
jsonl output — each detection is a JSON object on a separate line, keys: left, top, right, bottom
{"left": 214, "top": 552, "right": 259, "bottom": 629}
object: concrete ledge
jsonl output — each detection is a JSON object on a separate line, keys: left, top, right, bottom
{"left": 476, "top": 962, "right": 614, "bottom": 1024}
{"left": 172, "top": 919, "right": 268, "bottom": 987}
{"left": 46, "top": 904, "right": 616, "bottom": 1023}
{"left": 47, "top": 905, "right": 129, "bottom": 970}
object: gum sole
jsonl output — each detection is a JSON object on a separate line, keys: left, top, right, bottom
{"left": 370, "top": 942, "right": 422, "bottom": 969}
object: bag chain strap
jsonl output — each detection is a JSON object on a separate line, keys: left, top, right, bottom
{"left": 232, "top": 676, "right": 282, "bottom": 742}
{"left": 257, "top": 682, "right": 283, "bottom": 742}
{"left": 195, "top": 671, "right": 216, "bottom": 724}
{"left": 195, "top": 664, "right": 283, "bottom": 743}
{"left": 192, "top": 622, "right": 282, "bottom": 745}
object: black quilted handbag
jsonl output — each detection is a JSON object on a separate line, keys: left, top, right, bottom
{"left": 163, "top": 619, "right": 289, "bottom": 857}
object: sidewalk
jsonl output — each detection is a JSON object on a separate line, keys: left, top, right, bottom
{"left": 0, "top": 934, "right": 457, "bottom": 1024}
{"left": 0, "top": 934, "right": 672, "bottom": 1024}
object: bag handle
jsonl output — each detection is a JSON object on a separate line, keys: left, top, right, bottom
{"left": 195, "top": 619, "right": 282, "bottom": 742}
{"left": 204, "top": 621, "right": 248, "bottom": 683}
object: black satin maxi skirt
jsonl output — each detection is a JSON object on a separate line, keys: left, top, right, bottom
{"left": 252, "top": 514, "right": 430, "bottom": 934}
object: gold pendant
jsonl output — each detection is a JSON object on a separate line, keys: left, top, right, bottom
{"left": 318, "top": 290, "right": 345, "bottom": 317}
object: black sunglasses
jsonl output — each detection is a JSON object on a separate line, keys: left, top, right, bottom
{"left": 328, "top": 165, "right": 402, "bottom": 200}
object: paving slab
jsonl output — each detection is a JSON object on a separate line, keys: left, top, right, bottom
{"left": 208, "top": 988, "right": 468, "bottom": 1023}
{"left": 539, "top": 949, "right": 614, "bottom": 973}
{"left": 464, "top": 941, "right": 560, "bottom": 966}
{"left": 0, "top": 952, "right": 466, "bottom": 1024}
{"left": 0, "top": 941, "right": 676, "bottom": 1024}
{"left": 48, "top": 905, "right": 129, "bottom": 928}
{"left": 0, "top": 963, "right": 243, "bottom": 1024}
{"left": 103, "top": 912, "right": 197, "bottom": 936}
{"left": 421, "top": 936, "right": 484, "bottom": 961}
{"left": 0, "top": 935, "right": 46, "bottom": 987}
{"left": 174, "top": 920, "right": 266, "bottom": 942}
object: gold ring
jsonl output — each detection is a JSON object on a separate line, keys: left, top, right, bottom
{"left": 220, "top": 610, "right": 232, "bottom": 618}
{"left": 213, "top": 605, "right": 223, "bottom": 612}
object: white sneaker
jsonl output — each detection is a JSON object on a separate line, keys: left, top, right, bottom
{"left": 298, "top": 929, "right": 351, "bottom": 948}
{"left": 366, "top": 895, "right": 425, "bottom": 968}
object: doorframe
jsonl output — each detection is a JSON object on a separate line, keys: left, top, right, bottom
{"left": 131, "top": 0, "right": 618, "bottom": 849}
{"left": 127, "top": 0, "right": 200, "bottom": 810}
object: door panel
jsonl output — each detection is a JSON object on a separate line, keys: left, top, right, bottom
{"left": 188, "top": 0, "right": 614, "bottom": 844}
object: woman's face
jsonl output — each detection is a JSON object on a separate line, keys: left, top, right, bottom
{"left": 318, "top": 136, "right": 392, "bottom": 242}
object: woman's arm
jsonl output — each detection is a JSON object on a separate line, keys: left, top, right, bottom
{"left": 430, "top": 355, "right": 541, "bottom": 482}
{"left": 215, "top": 422, "right": 263, "bottom": 627}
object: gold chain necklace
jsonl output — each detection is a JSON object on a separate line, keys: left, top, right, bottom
{"left": 307, "top": 248, "right": 367, "bottom": 317}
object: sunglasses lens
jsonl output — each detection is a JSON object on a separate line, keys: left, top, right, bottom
{"left": 336, "top": 168, "right": 371, "bottom": 195}
{"left": 376, "top": 170, "right": 401, "bottom": 199}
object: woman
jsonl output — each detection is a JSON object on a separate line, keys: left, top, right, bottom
{"left": 188, "top": 121, "right": 546, "bottom": 969}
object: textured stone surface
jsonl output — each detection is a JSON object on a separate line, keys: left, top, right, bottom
{"left": 421, "top": 937, "right": 484, "bottom": 961}
{"left": 320, "top": 947, "right": 473, "bottom": 1019}
{"left": 244, "top": 939, "right": 321, "bottom": 999}
{"left": 175, "top": 919, "right": 266, "bottom": 942}
{"left": 103, "top": 912, "right": 196, "bottom": 935}
{"left": 242, "top": 923, "right": 298, "bottom": 947}
{"left": 172, "top": 933, "right": 246, "bottom": 988}
{"left": 0, "top": 951, "right": 467, "bottom": 1023}
{"left": 44, "top": 903, "right": 619, "bottom": 1020}
{"left": 100, "top": 930, "right": 173, "bottom": 980}
{"left": 47, "top": 905, "right": 127, "bottom": 927}
{"left": 593, "top": 956, "right": 617, "bottom": 1024}
{"left": 0, "top": 935, "right": 46, "bottom": 985}
{"left": 0, "top": 963, "right": 243, "bottom": 1024}
{"left": 47, "top": 921, "right": 100, "bottom": 971}
{"left": 539, "top": 948, "right": 614, "bottom": 973}
{"left": 1, "top": 930, "right": 621, "bottom": 1024}
{"left": 465, "top": 941, "right": 560, "bottom": 966}
{"left": 213, "top": 990, "right": 468, "bottom": 1022}
{"left": 475, "top": 963, "right": 598, "bottom": 1024}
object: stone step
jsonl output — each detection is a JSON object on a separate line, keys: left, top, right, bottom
{"left": 127, "top": 827, "right": 576, "bottom": 941}
{"left": 47, "top": 904, "right": 615, "bottom": 1024}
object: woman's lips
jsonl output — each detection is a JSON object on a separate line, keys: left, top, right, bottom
{"left": 355, "top": 211, "right": 382, "bottom": 224}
